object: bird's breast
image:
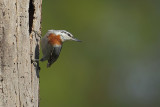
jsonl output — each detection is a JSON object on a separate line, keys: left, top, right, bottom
{"left": 47, "top": 33, "right": 62, "bottom": 46}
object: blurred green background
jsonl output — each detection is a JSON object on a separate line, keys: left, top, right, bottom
{"left": 40, "top": 0, "right": 160, "bottom": 107}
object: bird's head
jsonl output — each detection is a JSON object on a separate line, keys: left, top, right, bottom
{"left": 48, "top": 30, "right": 81, "bottom": 42}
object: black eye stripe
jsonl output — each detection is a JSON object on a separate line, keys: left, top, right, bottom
{"left": 68, "top": 34, "right": 71, "bottom": 37}
{"left": 61, "top": 31, "right": 72, "bottom": 37}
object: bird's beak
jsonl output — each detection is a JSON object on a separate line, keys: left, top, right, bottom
{"left": 72, "top": 38, "right": 82, "bottom": 42}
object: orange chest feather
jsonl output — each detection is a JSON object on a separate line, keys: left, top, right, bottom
{"left": 47, "top": 33, "right": 62, "bottom": 45}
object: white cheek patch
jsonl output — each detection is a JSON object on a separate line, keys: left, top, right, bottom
{"left": 60, "top": 35, "right": 65, "bottom": 42}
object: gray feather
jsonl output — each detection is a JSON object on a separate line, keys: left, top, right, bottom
{"left": 47, "top": 46, "right": 62, "bottom": 67}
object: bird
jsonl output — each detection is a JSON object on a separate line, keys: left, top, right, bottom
{"left": 40, "top": 30, "right": 81, "bottom": 67}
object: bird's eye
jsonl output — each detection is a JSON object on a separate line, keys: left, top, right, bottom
{"left": 61, "top": 31, "right": 72, "bottom": 37}
{"left": 68, "top": 34, "right": 71, "bottom": 37}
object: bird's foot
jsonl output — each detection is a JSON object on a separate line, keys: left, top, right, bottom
{"left": 33, "top": 30, "right": 41, "bottom": 38}
{"left": 31, "top": 58, "right": 41, "bottom": 70}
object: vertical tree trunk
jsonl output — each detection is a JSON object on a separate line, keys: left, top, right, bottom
{"left": 0, "top": 0, "right": 42, "bottom": 106}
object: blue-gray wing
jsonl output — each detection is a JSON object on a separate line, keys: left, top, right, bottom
{"left": 47, "top": 46, "right": 62, "bottom": 67}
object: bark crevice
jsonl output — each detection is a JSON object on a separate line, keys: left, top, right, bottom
{"left": 29, "top": 0, "right": 35, "bottom": 34}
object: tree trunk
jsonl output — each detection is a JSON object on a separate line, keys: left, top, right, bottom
{"left": 0, "top": 0, "right": 42, "bottom": 106}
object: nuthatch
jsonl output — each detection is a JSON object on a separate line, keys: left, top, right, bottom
{"left": 40, "top": 30, "right": 81, "bottom": 67}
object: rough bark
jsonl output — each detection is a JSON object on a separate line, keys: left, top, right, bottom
{"left": 0, "top": 0, "right": 42, "bottom": 106}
